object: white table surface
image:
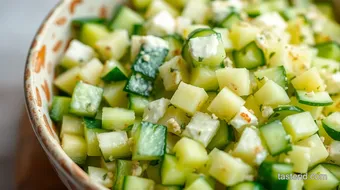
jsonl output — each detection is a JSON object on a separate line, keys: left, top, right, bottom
{"left": 0, "top": 0, "right": 58, "bottom": 188}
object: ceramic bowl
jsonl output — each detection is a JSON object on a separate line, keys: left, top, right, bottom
{"left": 24, "top": 0, "right": 122, "bottom": 189}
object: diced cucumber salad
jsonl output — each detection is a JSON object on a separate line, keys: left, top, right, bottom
{"left": 50, "top": 0, "right": 340, "bottom": 189}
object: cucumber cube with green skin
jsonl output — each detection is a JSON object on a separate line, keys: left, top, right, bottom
{"left": 207, "top": 121, "right": 233, "bottom": 150}
{"left": 69, "top": 82, "right": 103, "bottom": 117}
{"left": 97, "top": 131, "right": 131, "bottom": 162}
{"left": 102, "top": 107, "right": 135, "bottom": 130}
{"left": 84, "top": 126, "right": 107, "bottom": 156}
{"left": 49, "top": 96, "right": 71, "bottom": 122}
{"left": 254, "top": 66, "right": 288, "bottom": 89}
{"left": 79, "top": 23, "right": 109, "bottom": 48}
{"left": 114, "top": 160, "right": 133, "bottom": 190}
{"left": 315, "top": 41, "right": 340, "bottom": 62}
{"left": 124, "top": 74, "right": 154, "bottom": 97}
{"left": 109, "top": 6, "right": 145, "bottom": 35}
{"left": 60, "top": 115, "right": 84, "bottom": 138}
{"left": 60, "top": 40, "right": 95, "bottom": 69}
{"left": 323, "top": 112, "right": 340, "bottom": 141}
{"left": 161, "top": 154, "right": 192, "bottom": 185}
{"left": 128, "top": 94, "right": 150, "bottom": 116}
{"left": 83, "top": 117, "right": 102, "bottom": 129}
{"left": 132, "top": 122, "right": 167, "bottom": 160}
{"left": 304, "top": 165, "right": 340, "bottom": 190}
{"left": 62, "top": 134, "right": 87, "bottom": 165}
{"left": 72, "top": 17, "right": 107, "bottom": 31}
{"left": 101, "top": 60, "right": 128, "bottom": 82}
{"left": 232, "top": 41, "right": 266, "bottom": 69}
{"left": 260, "top": 120, "right": 292, "bottom": 156}
{"left": 258, "top": 162, "right": 293, "bottom": 190}
{"left": 132, "top": 45, "right": 169, "bottom": 79}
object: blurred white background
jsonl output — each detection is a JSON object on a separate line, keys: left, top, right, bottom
{"left": 0, "top": 0, "right": 58, "bottom": 188}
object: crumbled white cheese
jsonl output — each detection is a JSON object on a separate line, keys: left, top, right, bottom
{"left": 332, "top": 72, "right": 340, "bottom": 82}
{"left": 166, "top": 118, "right": 182, "bottom": 135}
{"left": 212, "top": 0, "right": 243, "bottom": 22}
{"left": 254, "top": 12, "right": 287, "bottom": 31}
{"left": 189, "top": 34, "right": 219, "bottom": 60}
{"left": 223, "top": 57, "right": 234, "bottom": 68}
{"left": 175, "top": 16, "right": 192, "bottom": 35}
{"left": 255, "top": 150, "right": 268, "bottom": 165}
{"left": 261, "top": 106, "right": 274, "bottom": 118}
{"left": 64, "top": 39, "right": 94, "bottom": 65}
{"left": 143, "top": 35, "right": 169, "bottom": 49}
{"left": 182, "top": 112, "right": 220, "bottom": 147}
{"left": 143, "top": 98, "right": 170, "bottom": 123}
{"left": 131, "top": 161, "right": 143, "bottom": 176}
{"left": 230, "top": 106, "right": 258, "bottom": 132}
{"left": 146, "top": 11, "right": 176, "bottom": 36}
{"left": 284, "top": 158, "right": 291, "bottom": 163}
{"left": 305, "top": 91, "right": 315, "bottom": 98}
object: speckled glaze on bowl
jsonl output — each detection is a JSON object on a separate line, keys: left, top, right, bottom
{"left": 24, "top": 0, "right": 122, "bottom": 189}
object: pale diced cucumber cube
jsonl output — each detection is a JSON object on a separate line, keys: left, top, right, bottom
{"left": 291, "top": 67, "right": 326, "bottom": 92}
{"left": 282, "top": 112, "right": 319, "bottom": 142}
{"left": 54, "top": 66, "right": 80, "bottom": 95}
{"left": 190, "top": 67, "right": 219, "bottom": 91}
{"left": 170, "top": 82, "right": 208, "bottom": 115}
{"left": 254, "top": 80, "right": 290, "bottom": 106}
{"left": 173, "top": 137, "right": 208, "bottom": 169}
{"left": 279, "top": 145, "right": 311, "bottom": 173}
{"left": 296, "top": 134, "right": 329, "bottom": 167}
{"left": 103, "top": 81, "right": 128, "bottom": 108}
{"left": 304, "top": 165, "right": 339, "bottom": 190}
{"left": 80, "top": 23, "right": 109, "bottom": 48}
{"left": 62, "top": 134, "right": 87, "bottom": 165}
{"left": 79, "top": 58, "right": 103, "bottom": 85}
{"left": 95, "top": 30, "right": 130, "bottom": 61}
{"left": 208, "top": 149, "right": 253, "bottom": 186}
{"left": 60, "top": 115, "right": 83, "bottom": 138}
{"left": 97, "top": 131, "right": 131, "bottom": 161}
{"left": 232, "top": 127, "right": 267, "bottom": 166}
{"left": 208, "top": 87, "right": 245, "bottom": 121}
{"left": 88, "top": 166, "right": 114, "bottom": 188}
{"left": 216, "top": 67, "right": 251, "bottom": 96}
{"left": 102, "top": 107, "right": 135, "bottom": 130}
